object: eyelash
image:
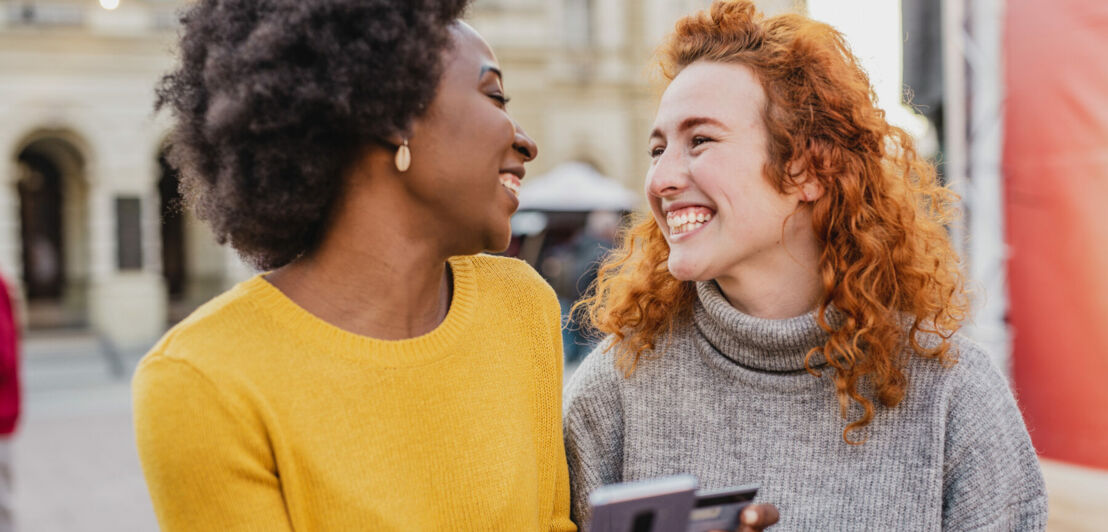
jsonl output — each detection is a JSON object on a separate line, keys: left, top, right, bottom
{"left": 489, "top": 93, "right": 511, "bottom": 106}
{"left": 649, "top": 136, "right": 713, "bottom": 158}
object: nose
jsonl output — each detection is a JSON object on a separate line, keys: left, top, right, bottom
{"left": 646, "top": 149, "right": 688, "bottom": 198}
{"left": 512, "top": 120, "right": 538, "bottom": 162}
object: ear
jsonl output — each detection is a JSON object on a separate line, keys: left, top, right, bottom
{"left": 798, "top": 177, "right": 824, "bottom": 202}
{"left": 383, "top": 132, "right": 408, "bottom": 150}
{"left": 383, "top": 120, "right": 419, "bottom": 149}
{"left": 787, "top": 158, "right": 824, "bottom": 202}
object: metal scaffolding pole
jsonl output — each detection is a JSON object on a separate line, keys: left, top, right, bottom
{"left": 944, "top": 0, "right": 1010, "bottom": 373}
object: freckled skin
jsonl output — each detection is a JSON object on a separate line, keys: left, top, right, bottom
{"left": 646, "top": 61, "right": 812, "bottom": 286}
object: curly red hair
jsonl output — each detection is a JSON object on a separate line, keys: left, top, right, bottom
{"left": 578, "top": 0, "right": 968, "bottom": 443}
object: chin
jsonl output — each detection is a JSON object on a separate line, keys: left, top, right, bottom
{"left": 480, "top": 227, "right": 513, "bottom": 254}
{"left": 666, "top": 254, "right": 713, "bottom": 282}
{"left": 486, "top": 237, "right": 511, "bottom": 254}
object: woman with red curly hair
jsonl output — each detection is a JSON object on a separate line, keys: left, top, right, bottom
{"left": 564, "top": 1, "right": 1046, "bottom": 529}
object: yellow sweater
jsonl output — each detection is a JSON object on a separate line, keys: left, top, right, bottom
{"left": 133, "top": 254, "right": 576, "bottom": 531}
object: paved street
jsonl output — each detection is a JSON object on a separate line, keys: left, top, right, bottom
{"left": 12, "top": 332, "right": 155, "bottom": 532}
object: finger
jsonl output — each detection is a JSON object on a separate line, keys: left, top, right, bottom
{"left": 738, "top": 503, "right": 780, "bottom": 531}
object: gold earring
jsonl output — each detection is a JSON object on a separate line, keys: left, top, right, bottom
{"left": 394, "top": 139, "right": 411, "bottom": 172}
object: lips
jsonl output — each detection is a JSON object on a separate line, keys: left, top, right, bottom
{"left": 665, "top": 205, "right": 715, "bottom": 236}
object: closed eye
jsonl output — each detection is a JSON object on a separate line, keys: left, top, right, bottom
{"left": 489, "top": 93, "right": 511, "bottom": 107}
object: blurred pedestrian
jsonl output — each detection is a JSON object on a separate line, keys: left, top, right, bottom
{"left": 566, "top": 1, "right": 1045, "bottom": 529}
{"left": 0, "top": 273, "right": 21, "bottom": 532}
{"left": 133, "top": 1, "right": 573, "bottom": 530}
{"left": 562, "top": 211, "right": 620, "bottom": 363}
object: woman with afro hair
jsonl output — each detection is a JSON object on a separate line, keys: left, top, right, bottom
{"left": 565, "top": 1, "right": 1046, "bottom": 530}
{"left": 132, "top": 1, "right": 576, "bottom": 529}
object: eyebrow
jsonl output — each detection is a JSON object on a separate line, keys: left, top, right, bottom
{"left": 650, "top": 116, "right": 728, "bottom": 141}
{"left": 480, "top": 65, "right": 503, "bottom": 82}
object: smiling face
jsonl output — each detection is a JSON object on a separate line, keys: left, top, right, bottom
{"left": 403, "top": 21, "right": 537, "bottom": 255}
{"left": 646, "top": 60, "right": 810, "bottom": 284}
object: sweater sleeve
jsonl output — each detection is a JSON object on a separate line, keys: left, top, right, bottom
{"left": 544, "top": 297, "right": 577, "bottom": 532}
{"left": 563, "top": 340, "right": 625, "bottom": 529}
{"left": 0, "top": 277, "right": 20, "bottom": 435}
{"left": 941, "top": 345, "right": 1048, "bottom": 531}
{"left": 133, "top": 353, "right": 294, "bottom": 531}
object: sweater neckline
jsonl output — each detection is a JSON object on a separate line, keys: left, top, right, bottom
{"left": 693, "top": 281, "right": 832, "bottom": 373}
{"left": 242, "top": 255, "right": 478, "bottom": 368}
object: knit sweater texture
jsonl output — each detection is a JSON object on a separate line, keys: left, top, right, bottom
{"left": 134, "top": 254, "right": 575, "bottom": 531}
{"left": 564, "top": 280, "right": 1047, "bottom": 531}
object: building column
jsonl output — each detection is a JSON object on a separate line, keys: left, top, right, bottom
{"left": 222, "top": 245, "right": 255, "bottom": 290}
{"left": 86, "top": 169, "right": 167, "bottom": 352}
{"left": 0, "top": 158, "right": 21, "bottom": 285}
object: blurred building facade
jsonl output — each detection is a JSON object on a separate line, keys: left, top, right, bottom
{"left": 0, "top": 0, "right": 799, "bottom": 349}
{"left": 0, "top": 0, "right": 244, "bottom": 351}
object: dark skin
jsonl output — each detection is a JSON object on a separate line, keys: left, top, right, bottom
{"left": 737, "top": 504, "right": 779, "bottom": 531}
{"left": 266, "top": 20, "right": 780, "bottom": 531}
{"left": 266, "top": 22, "right": 534, "bottom": 340}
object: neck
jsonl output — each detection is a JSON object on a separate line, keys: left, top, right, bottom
{"left": 265, "top": 159, "right": 457, "bottom": 340}
{"left": 714, "top": 220, "right": 823, "bottom": 320}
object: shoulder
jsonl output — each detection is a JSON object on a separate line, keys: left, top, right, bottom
{"left": 564, "top": 338, "right": 625, "bottom": 410}
{"left": 463, "top": 253, "right": 558, "bottom": 311}
{"left": 140, "top": 276, "right": 272, "bottom": 375}
{"left": 466, "top": 253, "right": 553, "bottom": 291}
{"left": 943, "top": 335, "right": 1024, "bottom": 424}
{"left": 904, "top": 332, "right": 1031, "bottom": 444}
{"left": 908, "top": 333, "right": 1012, "bottom": 407}
{"left": 945, "top": 334, "right": 1003, "bottom": 377}
{"left": 901, "top": 329, "right": 998, "bottom": 383}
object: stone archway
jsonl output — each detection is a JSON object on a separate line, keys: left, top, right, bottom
{"left": 14, "top": 135, "right": 90, "bottom": 329}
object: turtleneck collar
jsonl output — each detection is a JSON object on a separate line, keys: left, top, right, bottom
{"left": 693, "top": 281, "right": 833, "bottom": 373}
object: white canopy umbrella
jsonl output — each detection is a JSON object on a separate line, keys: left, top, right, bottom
{"left": 516, "top": 161, "right": 639, "bottom": 212}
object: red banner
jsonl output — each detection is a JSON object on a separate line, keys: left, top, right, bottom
{"left": 1004, "top": 0, "right": 1108, "bottom": 469}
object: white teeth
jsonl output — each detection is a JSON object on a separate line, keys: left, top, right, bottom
{"left": 499, "top": 176, "right": 520, "bottom": 196}
{"left": 666, "top": 208, "right": 714, "bottom": 235}
{"left": 669, "top": 219, "right": 709, "bottom": 235}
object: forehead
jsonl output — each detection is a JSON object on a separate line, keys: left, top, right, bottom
{"left": 445, "top": 21, "right": 498, "bottom": 72}
{"left": 654, "top": 61, "right": 766, "bottom": 129}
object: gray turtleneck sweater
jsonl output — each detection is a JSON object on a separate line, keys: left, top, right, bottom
{"left": 563, "top": 281, "right": 1047, "bottom": 531}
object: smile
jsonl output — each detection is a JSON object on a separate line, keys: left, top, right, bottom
{"left": 666, "top": 206, "right": 714, "bottom": 237}
{"left": 499, "top": 172, "right": 521, "bottom": 197}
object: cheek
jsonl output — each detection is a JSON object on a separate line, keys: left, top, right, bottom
{"left": 471, "top": 106, "right": 515, "bottom": 152}
{"left": 440, "top": 100, "right": 515, "bottom": 164}
{"left": 648, "top": 198, "right": 666, "bottom": 226}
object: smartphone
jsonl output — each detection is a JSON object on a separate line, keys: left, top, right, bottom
{"left": 587, "top": 475, "right": 699, "bottom": 532}
{"left": 686, "top": 484, "right": 760, "bottom": 532}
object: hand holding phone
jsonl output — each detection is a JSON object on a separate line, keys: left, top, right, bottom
{"left": 587, "top": 475, "right": 698, "bottom": 532}
{"left": 687, "top": 484, "right": 759, "bottom": 532}
{"left": 587, "top": 476, "right": 760, "bottom": 532}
